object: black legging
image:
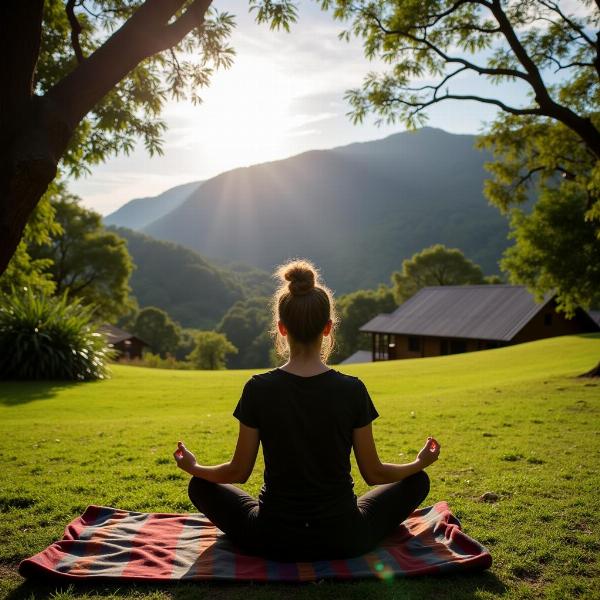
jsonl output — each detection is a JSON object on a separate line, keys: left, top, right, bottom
{"left": 187, "top": 471, "right": 430, "bottom": 562}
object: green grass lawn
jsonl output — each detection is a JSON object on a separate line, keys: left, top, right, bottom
{"left": 1, "top": 334, "right": 599, "bottom": 599}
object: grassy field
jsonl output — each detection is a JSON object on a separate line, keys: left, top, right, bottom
{"left": 1, "top": 334, "right": 599, "bottom": 599}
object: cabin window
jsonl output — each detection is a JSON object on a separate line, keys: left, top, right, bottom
{"left": 441, "top": 339, "right": 467, "bottom": 354}
{"left": 544, "top": 313, "right": 553, "bottom": 326}
{"left": 408, "top": 336, "right": 421, "bottom": 352}
{"left": 373, "top": 333, "right": 390, "bottom": 360}
{"left": 450, "top": 340, "right": 467, "bottom": 354}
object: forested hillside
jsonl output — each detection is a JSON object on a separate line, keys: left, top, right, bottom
{"left": 133, "top": 127, "right": 517, "bottom": 293}
{"left": 112, "top": 227, "right": 273, "bottom": 329}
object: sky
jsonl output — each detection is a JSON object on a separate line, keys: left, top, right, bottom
{"left": 69, "top": 0, "right": 586, "bottom": 215}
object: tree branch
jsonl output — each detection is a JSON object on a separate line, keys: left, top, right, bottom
{"left": 156, "top": 0, "right": 212, "bottom": 52}
{"left": 542, "top": 53, "right": 594, "bottom": 73}
{"left": 47, "top": 0, "right": 212, "bottom": 134}
{"left": 66, "top": 0, "right": 85, "bottom": 63}
{"left": 383, "top": 92, "right": 543, "bottom": 117}
{"left": 488, "top": 0, "right": 552, "bottom": 105}
{"left": 69, "top": 274, "right": 97, "bottom": 295}
{"left": 513, "top": 165, "right": 546, "bottom": 189}
{"left": 488, "top": 0, "right": 600, "bottom": 158}
{"left": 555, "top": 165, "right": 577, "bottom": 181}
{"left": 536, "top": 0, "right": 595, "bottom": 48}
{"left": 363, "top": 10, "right": 530, "bottom": 82}
{"left": 400, "top": 66, "right": 469, "bottom": 93}
{"left": 417, "top": 0, "right": 493, "bottom": 29}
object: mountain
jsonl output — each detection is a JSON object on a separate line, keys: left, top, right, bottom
{"left": 111, "top": 227, "right": 273, "bottom": 329}
{"left": 133, "top": 127, "right": 515, "bottom": 293}
{"left": 104, "top": 181, "right": 202, "bottom": 230}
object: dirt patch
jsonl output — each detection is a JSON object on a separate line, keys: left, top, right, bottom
{"left": 0, "top": 562, "right": 22, "bottom": 582}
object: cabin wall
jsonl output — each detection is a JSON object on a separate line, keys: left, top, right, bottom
{"left": 371, "top": 333, "right": 501, "bottom": 360}
{"left": 114, "top": 339, "right": 146, "bottom": 360}
{"left": 512, "top": 302, "right": 597, "bottom": 344}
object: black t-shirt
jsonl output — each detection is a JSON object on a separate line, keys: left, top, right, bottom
{"left": 233, "top": 368, "right": 379, "bottom": 520}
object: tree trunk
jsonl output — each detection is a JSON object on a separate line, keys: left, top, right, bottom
{"left": 579, "top": 360, "right": 600, "bottom": 378}
{"left": 0, "top": 0, "right": 211, "bottom": 276}
{"left": 0, "top": 96, "right": 71, "bottom": 275}
{"left": 0, "top": 1, "right": 56, "bottom": 275}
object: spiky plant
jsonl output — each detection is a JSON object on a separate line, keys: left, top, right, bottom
{"left": 0, "top": 288, "right": 115, "bottom": 380}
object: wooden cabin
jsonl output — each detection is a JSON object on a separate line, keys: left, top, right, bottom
{"left": 96, "top": 324, "right": 149, "bottom": 360}
{"left": 359, "top": 285, "right": 599, "bottom": 361}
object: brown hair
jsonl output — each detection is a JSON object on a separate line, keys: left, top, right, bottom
{"left": 270, "top": 259, "right": 337, "bottom": 362}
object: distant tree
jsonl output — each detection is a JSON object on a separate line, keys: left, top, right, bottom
{"left": 501, "top": 186, "right": 600, "bottom": 312}
{"left": 217, "top": 297, "right": 271, "bottom": 368}
{"left": 484, "top": 274, "right": 504, "bottom": 284}
{"left": 477, "top": 118, "right": 600, "bottom": 316}
{"left": 188, "top": 330, "right": 237, "bottom": 369}
{"left": 131, "top": 306, "right": 181, "bottom": 357}
{"left": 392, "top": 244, "right": 486, "bottom": 304}
{"left": 29, "top": 190, "right": 134, "bottom": 321}
{"left": 173, "top": 328, "right": 200, "bottom": 361}
{"left": 332, "top": 286, "right": 397, "bottom": 362}
{"left": 1, "top": 0, "right": 294, "bottom": 273}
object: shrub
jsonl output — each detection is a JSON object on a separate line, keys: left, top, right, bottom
{"left": 187, "top": 331, "right": 237, "bottom": 370}
{"left": 0, "top": 288, "right": 114, "bottom": 380}
{"left": 119, "top": 353, "right": 193, "bottom": 370}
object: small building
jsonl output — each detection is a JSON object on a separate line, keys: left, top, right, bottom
{"left": 340, "top": 350, "right": 373, "bottom": 365}
{"left": 96, "top": 324, "right": 149, "bottom": 360}
{"left": 360, "top": 285, "right": 599, "bottom": 361}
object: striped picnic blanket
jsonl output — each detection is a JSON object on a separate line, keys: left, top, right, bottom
{"left": 19, "top": 501, "right": 491, "bottom": 581}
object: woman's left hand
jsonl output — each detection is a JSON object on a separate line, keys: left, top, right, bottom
{"left": 173, "top": 441, "right": 197, "bottom": 473}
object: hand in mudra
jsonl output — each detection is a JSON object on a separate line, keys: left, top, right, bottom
{"left": 173, "top": 441, "right": 197, "bottom": 474}
{"left": 417, "top": 436, "right": 441, "bottom": 467}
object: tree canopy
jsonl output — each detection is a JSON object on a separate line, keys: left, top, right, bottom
{"left": 332, "top": 286, "right": 397, "bottom": 362}
{"left": 316, "top": 0, "right": 599, "bottom": 312}
{"left": 0, "top": 0, "right": 297, "bottom": 273}
{"left": 131, "top": 306, "right": 181, "bottom": 357}
{"left": 217, "top": 297, "right": 272, "bottom": 369}
{"left": 29, "top": 190, "right": 134, "bottom": 322}
{"left": 392, "top": 244, "right": 486, "bottom": 304}
{"left": 187, "top": 330, "right": 238, "bottom": 369}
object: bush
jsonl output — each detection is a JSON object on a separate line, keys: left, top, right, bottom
{"left": 119, "top": 353, "right": 193, "bottom": 370}
{"left": 0, "top": 288, "right": 114, "bottom": 380}
{"left": 187, "top": 331, "right": 237, "bottom": 370}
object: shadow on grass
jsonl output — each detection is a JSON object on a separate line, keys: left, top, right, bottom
{"left": 0, "top": 380, "right": 83, "bottom": 406}
{"left": 6, "top": 569, "right": 507, "bottom": 600}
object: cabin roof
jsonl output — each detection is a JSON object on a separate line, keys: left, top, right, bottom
{"left": 359, "top": 285, "right": 558, "bottom": 342}
{"left": 96, "top": 324, "right": 148, "bottom": 346}
{"left": 339, "top": 350, "right": 373, "bottom": 365}
{"left": 589, "top": 310, "right": 600, "bottom": 327}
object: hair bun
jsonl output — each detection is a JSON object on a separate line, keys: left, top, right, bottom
{"left": 284, "top": 262, "right": 315, "bottom": 296}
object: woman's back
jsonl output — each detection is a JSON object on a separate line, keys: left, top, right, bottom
{"left": 234, "top": 368, "right": 379, "bottom": 520}
{"left": 176, "top": 258, "right": 437, "bottom": 561}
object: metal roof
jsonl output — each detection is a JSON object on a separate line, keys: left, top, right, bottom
{"left": 339, "top": 350, "right": 373, "bottom": 365}
{"left": 96, "top": 324, "right": 148, "bottom": 346}
{"left": 589, "top": 310, "right": 600, "bottom": 326}
{"left": 359, "top": 285, "right": 554, "bottom": 342}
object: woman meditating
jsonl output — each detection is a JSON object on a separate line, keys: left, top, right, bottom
{"left": 173, "top": 259, "right": 440, "bottom": 561}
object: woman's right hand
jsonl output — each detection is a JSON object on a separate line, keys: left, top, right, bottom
{"left": 173, "top": 441, "right": 197, "bottom": 474}
{"left": 417, "top": 436, "right": 441, "bottom": 467}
